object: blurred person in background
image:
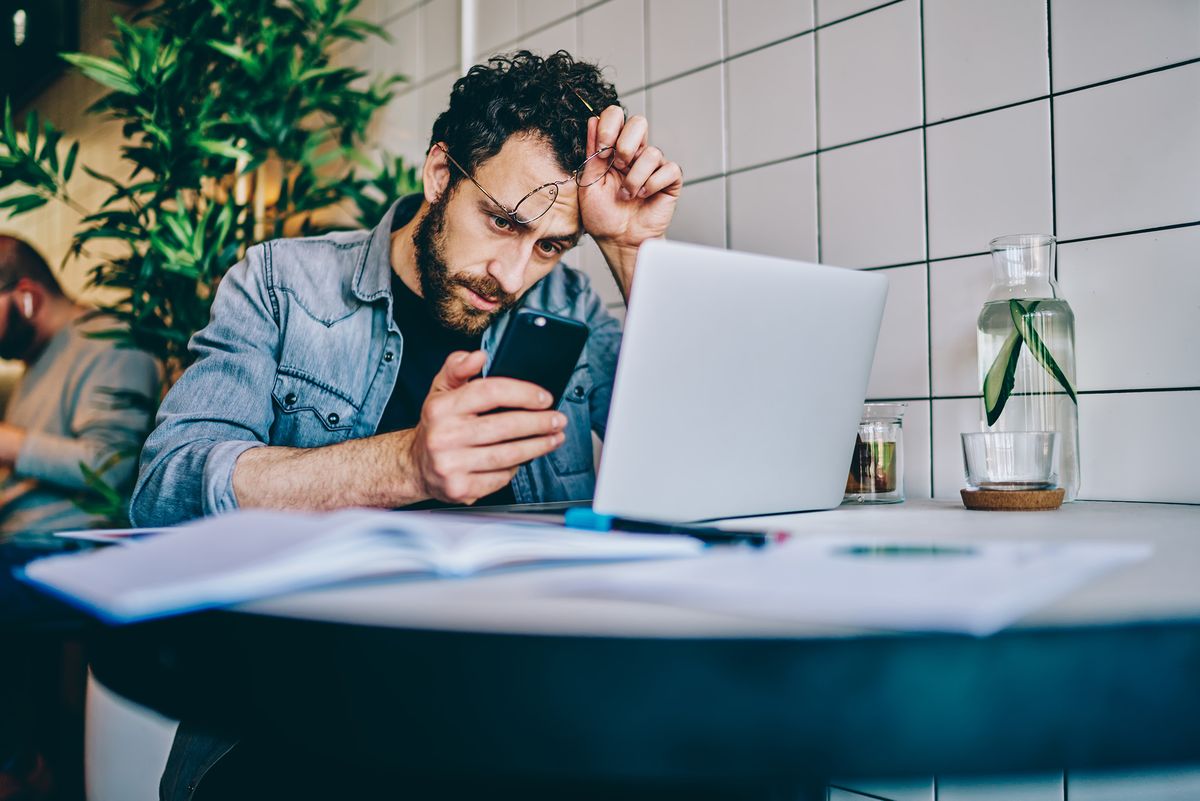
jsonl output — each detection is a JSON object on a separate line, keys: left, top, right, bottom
{"left": 0, "top": 234, "right": 160, "bottom": 800}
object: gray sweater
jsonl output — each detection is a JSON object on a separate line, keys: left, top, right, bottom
{"left": 1, "top": 316, "right": 160, "bottom": 546}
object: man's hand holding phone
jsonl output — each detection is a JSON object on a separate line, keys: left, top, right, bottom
{"left": 409, "top": 350, "right": 566, "bottom": 505}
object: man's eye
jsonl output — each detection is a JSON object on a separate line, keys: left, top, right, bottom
{"left": 538, "top": 241, "right": 562, "bottom": 256}
{"left": 490, "top": 214, "right": 513, "bottom": 231}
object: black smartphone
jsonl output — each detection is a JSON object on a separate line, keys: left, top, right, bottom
{"left": 485, "top": 309, "right": 590, "bottom": 409}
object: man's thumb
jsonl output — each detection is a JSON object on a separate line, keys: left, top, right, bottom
{"left": 432, "top": 350, "right": 485, "bottom": 392}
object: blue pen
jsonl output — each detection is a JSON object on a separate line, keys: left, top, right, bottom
{"left": 564, "top": 508, "right": 776, "bottom": 548}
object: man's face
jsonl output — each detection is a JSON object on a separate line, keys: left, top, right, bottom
{"left": 414, "top": 135, "right": 582, "bottom": 335}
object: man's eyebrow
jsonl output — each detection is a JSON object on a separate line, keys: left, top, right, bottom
{"left": 540, "top": 229, "right": 581, "bottom": 246}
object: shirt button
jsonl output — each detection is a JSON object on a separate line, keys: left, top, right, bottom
{"left": 283, "top": 392, "right": 297, "bottom": 407}
{"left": 573, "top": 386, "right": 586, "bottom": 399}
{"left": 326, "top": 412, "right": 340, "bottom": 426}
{"left": 383, "top": 351, "right": 394, "bottom": 362}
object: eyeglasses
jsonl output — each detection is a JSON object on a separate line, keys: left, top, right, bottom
{"left": 437, "top": 142, "right": 615, "bottom": 226}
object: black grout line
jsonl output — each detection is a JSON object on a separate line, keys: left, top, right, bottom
{"left": 1046, "top": 0, "right": 1059, "bottom": 279}
{"left": 918, "top": 0, "right": 935, "bottom": 499}
{"left": 861, "top": 259, "right": 927, "bottom": 272}
{"left": 813, "top": 0, "right": 824, "bottom": 263}
{"left": 868, "top": 386, "right": 1200, "bottom": 402}
{"left": 1054, "top": 54, "right": 1200, "bottom": 98}
{"left": 1058, "top": 219, "right": 1200, "bottom": 246}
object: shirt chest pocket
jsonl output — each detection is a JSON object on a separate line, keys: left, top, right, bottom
{"left": 270, "top": 371, "right": 359, "bottom": 447}
{"left": 549, "top": 364, "right": 594, "bottom": 477}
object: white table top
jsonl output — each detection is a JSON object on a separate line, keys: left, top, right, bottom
{"left": 240, "top": 500, "right": 1200, "bottom": 639}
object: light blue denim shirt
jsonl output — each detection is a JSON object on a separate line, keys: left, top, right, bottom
{"left": 130, "top": 195, "right": 622, "bottom": 527}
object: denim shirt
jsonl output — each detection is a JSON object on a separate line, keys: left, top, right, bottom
{"left": 130, "top": 196, "right": 622, "bottom": 527}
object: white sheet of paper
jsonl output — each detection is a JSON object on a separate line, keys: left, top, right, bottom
{"left": 553, "top": 537, "right": 1153, "bottom": 636}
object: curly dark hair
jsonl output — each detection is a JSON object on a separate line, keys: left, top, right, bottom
{"left": 429, "top": 50, "right": 621, "bottom": 191}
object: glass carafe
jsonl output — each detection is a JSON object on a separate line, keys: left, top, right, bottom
{"left": 977, "top": 234, "right": 1079, "bottom": 500}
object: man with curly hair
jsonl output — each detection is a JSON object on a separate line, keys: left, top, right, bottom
{"left": 136, "top": 51, "right": 683, "bottom": 799}
{"left": 131, "top": 50, "right": 682, "bottom": 527}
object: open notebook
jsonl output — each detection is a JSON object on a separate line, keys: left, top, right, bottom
{"left": 21, "top": 509, "right": 702, "bottom": 624}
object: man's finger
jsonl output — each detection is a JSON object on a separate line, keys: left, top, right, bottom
{"left": 465, "top": 433, "right": 566, "bottom": 472}
{"left": 460, "top": 469, "right": 521, "bottom": 504}
{"left": 430, "top": 350, "right": 486, "bottom": 393}
{"left": 465, "top": 410, "right": 566, "bottom": 446}
{"left": 587, "top": 115, "right": 598, "bottom": 156}
{"left": 453, "top": 376, "right": 553, "bottom": 415}
{"left": 622, "top": 146, "right": 663, "bottom": 197}
{"left": 613, "top": 115, "right": 648, "bottom": 169}
{"left": 596, "top": 105, "right": 625, "bottom": 150}
{"left": 637, "top": 161, "right": 684, "bottom": 199}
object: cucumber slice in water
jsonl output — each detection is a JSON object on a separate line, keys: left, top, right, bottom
{"left": 1008, "top": 299, "right": 1077, "bottom": 403}
{"left": 983, "top": 326, "right": 1023, "bottom": 426}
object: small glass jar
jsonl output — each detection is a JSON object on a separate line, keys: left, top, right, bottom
{"left": 844, "top": 402, "right": 906, "bottom": 504}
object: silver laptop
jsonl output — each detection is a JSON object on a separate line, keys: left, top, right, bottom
{"left": 592, "top": 239, "right": 888, "bottom": 521}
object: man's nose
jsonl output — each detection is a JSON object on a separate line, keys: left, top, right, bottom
{"left": 487, "top": 244, "right": 532, "bottom": 296}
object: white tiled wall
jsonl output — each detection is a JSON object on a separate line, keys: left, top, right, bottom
{"left": 365, "top": 0, "right": 1200, "bottom": 510}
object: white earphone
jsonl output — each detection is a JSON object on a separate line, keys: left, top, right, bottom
{"left": 21, "top": 293, "right": 33, "bottom": 319}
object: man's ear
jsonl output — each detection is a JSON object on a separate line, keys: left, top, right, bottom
{"left": 423, "top": 143, "right": 452, "bottom": 204}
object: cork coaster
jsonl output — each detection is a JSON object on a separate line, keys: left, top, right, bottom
{"left": 961, "top": 488, "right": 1065, "bottom": 511}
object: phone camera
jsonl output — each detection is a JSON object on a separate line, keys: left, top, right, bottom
{"left": 533, "top": 316, "right": 547, "bottom": 328}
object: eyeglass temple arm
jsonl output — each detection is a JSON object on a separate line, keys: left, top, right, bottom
{"left": 436, "top": 144, "right": 520, "bottom": 219}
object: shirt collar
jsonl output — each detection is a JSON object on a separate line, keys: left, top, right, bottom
{"left": 351, "top": 194, "right": 424, "bottom": 304}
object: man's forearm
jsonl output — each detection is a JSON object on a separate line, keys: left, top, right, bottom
{"left": 596, "top": 239, "right": 642, "bottom": 301}
{"left": 231, "top": 430, "right": 429, "bottom": 512}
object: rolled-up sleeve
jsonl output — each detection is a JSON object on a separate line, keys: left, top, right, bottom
{"left": 129, "top": 244, "right": 281, "bottom": 526}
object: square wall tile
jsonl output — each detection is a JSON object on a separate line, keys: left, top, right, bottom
{"left": 418, "top": 71, "right": 458, "bottom": 146}
{"left": 475, "top": 0, "right": 519, "bottom": 57}
{"left": 519, "top": 0, "right": 574, "bottom": 35}
{"left": 667, "top": 176, "right": 726, "bottom": 249}
{"left": 932, "top": 396, "right": 984, "bottom": 498}
{"left": 1059, "top": 226, "right": 1200, "bottom": 392}
{"left": 923, "top": 0, "right": 1048, "bottom": 121}
{"left": 1077, "top": 391, "right": 1200, "bottom": 504}
{"left": 648, "top": 66, "right": 726, "bottom": 181}
{"left": 929, "top": 254, "right": 992, "bottom": 397}
{"left": 1054, "top": 63, "right": 1200, "bottom": 240}
{"left": 579, "top": 0, "right": 646, "bottom": 94}
{"left": 519, "top": 16, "right": 578, "bottom": 55}
{"left": 819, "top": 130, "right": 926, "bottom": 269}
{"left": 647, "top": 0, "right": 724, "bottom": 83}
{"left": 1068, "top": 764, "right": 1200, "bottom": 801}
{"left": 864, "top": 263, "right": 928, "bottom": 399}
{"left": 817, "top": 0, "right": 922, "bottom": 147}
{"left": 727, "top": 36, "right": 816, "bottom": 171}
{"left": 816, "top": 0, "right": 895, "bottom": 26}
{"left": 1052, "top": 0, "right": 1200, "bottom": 91}
{"left": 938, "top": 773, "right": 1064, "bottom": 801}
{"left": 927, "top": 100, "right": 1052, "bottom": 260}
{"left": 726, "top": 0, "right": 814, "bottom": 55}
{"left": 901, "top": 399, "right": 931, "bottom": 500}
{"left": 378, "top": 5, "right": 422, "bottom": 82}
{"left": 421, "top": 0, "right": 461, "bottom": 77}
{"left": 573, "top": 236, "right": 625, "bottom": 306}
{"left": 728, "top": 157, "right": 818, "bottom": 260}
{"left": 377, "top": 90, "right": 425, "bottom": 167}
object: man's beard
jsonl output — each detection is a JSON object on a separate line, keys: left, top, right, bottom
{"left": 412, "top": 195, "right": 518, "bottom": 336}
{"left": 0, "top": 295, "right": 36, "bottom": 360}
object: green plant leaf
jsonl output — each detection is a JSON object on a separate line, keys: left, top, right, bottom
{"left": 61, "top": 53, "right": 139, "bottom": 94}
{"left": 983, "top": 325, "right": 1023, "bottom": 426}
{"left": 1009, "top": 299, "right": 1078, "bottom": 404}
{"left": 62, "top": 141, "right": 80, "bottom": 182}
